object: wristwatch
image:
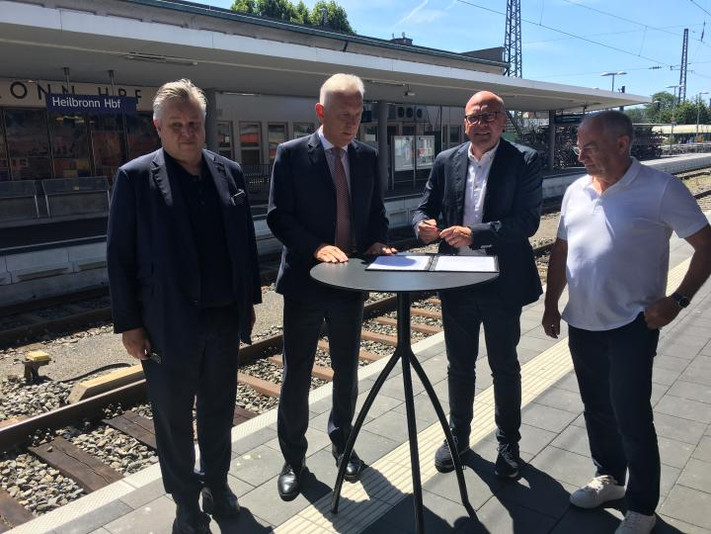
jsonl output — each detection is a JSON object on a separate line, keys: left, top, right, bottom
{"left": 671, "top": 292, "right": 691, "bottom": 309}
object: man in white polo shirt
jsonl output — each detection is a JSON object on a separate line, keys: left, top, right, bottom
{"left": 543, "top": 110, "right": 711, "bottom": 534}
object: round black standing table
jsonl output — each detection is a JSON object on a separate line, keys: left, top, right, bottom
{"left": 310, "top": 257, "right": 498, "bottom": 533}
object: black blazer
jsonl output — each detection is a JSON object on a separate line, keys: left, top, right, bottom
{"left": 412, "top": 139, "right": 543, "bottom": 307}
{"left": 107, "top": 148, "right": 262, "bottom": 361}
{"left": 267, "top": 132, "right": 389, "bottom": 300}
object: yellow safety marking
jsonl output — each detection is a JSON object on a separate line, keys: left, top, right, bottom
{"left": 275, "top": 258, "right": 693, "bottom": 533}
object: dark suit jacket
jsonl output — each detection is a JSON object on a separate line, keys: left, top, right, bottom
{"left": 107, "top": 148, "right": 262, "bottom": 362}
{"left": 412, "top": 138, "right": 543, "bottom": 307}
{"left": 267, "top": 132, "right": 389, "bottom": 300}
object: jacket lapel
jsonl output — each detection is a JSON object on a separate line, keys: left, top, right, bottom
{"left": 483, "top": 140, "right": 507, "bottom": 219}
{"left": 454, "top": 143, "right": 469, "bottom": 223}
{"left": 308, "top": 132, "right": 336, "bottom": 195}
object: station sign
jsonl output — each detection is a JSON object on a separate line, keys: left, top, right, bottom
{"left": 46, "top": 94, "right": 137, "bottom": 114}
{"left": 0, "top": 79, "right": 155, "bottom": 111}
{"left": 553, "top": 113, "right": 584, "bottom": 125}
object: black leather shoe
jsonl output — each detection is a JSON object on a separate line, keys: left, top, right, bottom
{"left": 201, "top": 484, "right": 240, "bottom": 518}
{"left": 332, "top": 445, "right": 366, "bottom": 483}
{"left": 173, "top": 508, "right": 211, "bottom": 534}
{"left": 277, "top": 462, "right": 304, "bottom": 501}
{"left": 495, "top": 443, "right": 522, "bottom": 479}
{"left": 434, "top": 436, "right": 470, "bottom": 473}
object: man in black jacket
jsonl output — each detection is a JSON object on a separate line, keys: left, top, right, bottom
{"left": 413, "top": 91, "right": 542, "bottom": 479}
{"left": 267, "top": 73, "right": 394, "bottom": 501}
{"left": 107, "top": 79, "right": 261, "bottom": 534}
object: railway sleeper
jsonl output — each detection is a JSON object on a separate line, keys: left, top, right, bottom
{"left": 316, "top": 340, "right": 383, "bottom": 362}
{"left": 103, "top": 412, "right": 157, "bottom": 450}
{"left": 411, "top": 307, "right": 442, "bottom": 320}
{"left": 237, "top": 372, "right": 281, "bottom": 398}
{"left": 268, "top": 355, "right": 334, "bottom": 382}
{"left": 374, "top": 316, "right": 441, "bottom": 335}
{"left": 0, "top": 489, "right": 34, "bottom": 531}
{"left": 28, "top": 436, "right": 123, "bottom": 492}
{"left": 359, "top": 329, "right": 398, "bottom": 347}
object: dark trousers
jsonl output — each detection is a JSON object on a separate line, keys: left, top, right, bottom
{"left": 278, "top": 290, "right": 363, "bottom": 467}
{"left": 440, "top": 289, "right": 522, "bottom": 446}
{"left": 569, "top": 313, "right": 661, "bottom": 515}
{"left": 142, "top": 306, "right": 240, "bottom": 506}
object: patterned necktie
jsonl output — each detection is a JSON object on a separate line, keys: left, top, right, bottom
{"left": 330, "top": 147, "right": 352, "bottom": 252}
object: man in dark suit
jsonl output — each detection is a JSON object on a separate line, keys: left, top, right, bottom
{"left": 107, "top": 79, "right": 261, "bottom": 534}
{"left": 267, "top": 73, "right": 394, "bottom": 501}
{"left": 413, "top": 91, "right": 542, "bottom": 479}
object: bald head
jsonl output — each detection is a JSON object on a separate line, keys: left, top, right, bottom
{"left": 466, "top": 91, "right": 505, "bottom": 113}
{"left": 463, "top": 90, "right": 507, "bottom": 158}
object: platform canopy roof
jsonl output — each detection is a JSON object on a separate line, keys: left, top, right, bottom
{"left": 0, "top": 0, "right": 649, "bottom": 112}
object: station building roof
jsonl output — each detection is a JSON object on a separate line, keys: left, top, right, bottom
{"left": 0, "top": 0, "right": 649, "bottom": 112}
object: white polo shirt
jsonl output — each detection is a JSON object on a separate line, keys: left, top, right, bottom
{"left": 558, "top": 157, "right": 707, "bottom": 331}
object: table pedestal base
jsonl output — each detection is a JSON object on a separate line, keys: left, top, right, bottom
{"left": 331, "top": 293, "right": 475, "bottom": 533}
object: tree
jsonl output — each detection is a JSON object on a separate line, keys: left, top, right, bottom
{"left": 231, "top": 0, "right": 353, "bottom": 32}
{"left": 310, "top": 1, "right": 353, "bottom": 33}
{"left": 255, "top": 0, "right": 296, "bottom": 21}
{"left": 292, "top": 0, "right": 310, "bottom": 24}
{"left": 231, "top": 0, "right": 255, "bottom": 14}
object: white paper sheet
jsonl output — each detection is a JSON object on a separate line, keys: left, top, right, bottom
{"left": 433, "top": 255, "right": 498, "bottom": 273}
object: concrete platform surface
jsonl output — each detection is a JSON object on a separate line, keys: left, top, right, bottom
{"left": 9, "top": 214, "right": 711, "bottom": 534}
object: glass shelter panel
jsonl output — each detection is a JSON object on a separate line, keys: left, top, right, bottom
{"left": 0, "top": 118, "right": 8, "bottom": 181}
{"left": 126, "top": 113, "right": 160, "bottom": 160}
{"left": 50, "top": 113, "right": 91, "bottom": 178}
{"left": 267, "top": 123, "right": 287, "bottom": 163}
{"left": 217, "top": 121, "right": 233, "bottom": 159}
{"left": 4, "top": 108, "right": 52, "bottom": 180}
{"left": 239, "top": 122, "right": 261, "bottom": 166}
{"left": 90, "top": 114, "right": 125, "bottom": 181}
{"left": 293, "top": 122, "right": 314, "bottom": 139}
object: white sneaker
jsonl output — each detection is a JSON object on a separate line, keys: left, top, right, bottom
{"left": 569, "top": 475, "right": 626, "bottom": 509}
{"left": 615, "top": 511, "right": 656, "bottom": 533}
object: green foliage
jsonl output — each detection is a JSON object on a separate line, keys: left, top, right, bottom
{"left": 293, "top": 0, "right": 310, "bottom": 24}
{"left": 230, "top": 0, "right": 352, "bottom": 32}
{"left": 255, "top": 0, "right": 296, "bottom": 21}
{"left": 310, "top": 1, "right": 353, "bottom": 33}
{"left": 624, "top": 91, "right": 711, "bottom": 126}
{"left": 231, "top": 0, "right": 255, "bottom": 14}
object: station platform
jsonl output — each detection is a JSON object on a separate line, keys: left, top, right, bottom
{"left": 9, "top": 214, "right": 711, "bottom": 534}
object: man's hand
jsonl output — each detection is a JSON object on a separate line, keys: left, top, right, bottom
{"left": 122, "top": 327, "right": 151, "bottom": 360}
{"left": 314, "top": 244, "right": 349, "bottom": 263}
{"left": 644, "top": 297, "right": 680, "bottom": 329}
{"left": 417, "top": 219, "right": 440, "bottom": 244}
{"left": 440, "top": 225, "right": 473, "bottom": 249}
{"left": 542, "top": 307, "right": 561, "bottom": 339}
{"left": 365, "top": 242, "right": 397, "bottom": 256}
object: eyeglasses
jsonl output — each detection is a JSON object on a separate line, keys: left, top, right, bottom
{"left": 464, "top": 111, "right": 501, "bottom": 124}
{"left": 572, "top": 145, "right": 598, "bottom": 157}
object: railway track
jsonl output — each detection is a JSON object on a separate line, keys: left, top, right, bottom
{"left": 0, "top": 290, "right": 446, "bottom": 528}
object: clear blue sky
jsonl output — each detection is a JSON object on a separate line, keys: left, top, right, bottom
{"left": 194, "top": 0, "right": 711, "bottom": 103}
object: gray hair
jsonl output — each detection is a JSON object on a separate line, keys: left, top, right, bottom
{"left": 580, "top": 110, "right": 634, "bottom": 144}
{"left": 319, "top": 73, "right": 365, "bottom": 107}
{"left": 152, "top": 79, "right": 207, "bottom": 121}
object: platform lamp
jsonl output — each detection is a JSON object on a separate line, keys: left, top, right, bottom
{"left": 601, "top": 71, "right": 627, "bottom": 92}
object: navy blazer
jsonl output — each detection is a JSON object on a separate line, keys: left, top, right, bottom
{"left": 107, "top": 148, "right": 262, "bottom": 362}
{"left": 267, "top": 132, "right": 389, "bottom": 300}
{"left": 413, "top": 138, "right": 543, "bottom": 307}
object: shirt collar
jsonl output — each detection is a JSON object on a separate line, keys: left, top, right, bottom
{"left": 468, "top": 141, "right": 499, "bottom": 164}
{"left": 318, "top": 127, "right": 348, "bottom": 152}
